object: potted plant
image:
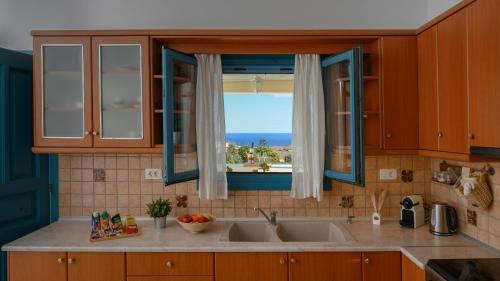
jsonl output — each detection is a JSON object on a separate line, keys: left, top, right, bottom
{"left": 146, "top": 197, "right": 172, "bottom": 229}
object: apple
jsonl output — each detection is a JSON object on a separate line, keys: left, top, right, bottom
{"left": 197, "top": 216, "right": 209, "bottom": 223}
{"left": 179, "top": 214, "right": 193, "bottom": 223}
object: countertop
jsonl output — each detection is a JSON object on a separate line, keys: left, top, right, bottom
{"left": 3, "top": 217, "right": 499, "bottom": 269}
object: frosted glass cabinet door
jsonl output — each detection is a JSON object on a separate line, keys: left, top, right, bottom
{"left": 92, "top": 36, "right": 151, "bottom": 148}
{"left": 33, "top": 37, "right": 93, "bottom": 147}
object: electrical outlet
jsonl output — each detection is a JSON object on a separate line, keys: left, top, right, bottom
{"left": 145, "top": 169, "right": 162, "bottom": 180}
{"left": 379, "top": 169, "right": 397, "bottom": 180}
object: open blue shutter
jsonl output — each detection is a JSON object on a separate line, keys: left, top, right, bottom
{"left": 322, "top": 46, "right": 365, "bottom": 186}
{"left": 162, "top": 48, "right": 200, "bottom": 185}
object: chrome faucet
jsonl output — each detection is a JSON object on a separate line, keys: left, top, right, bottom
{"left": 254, "top": 207, "right": 277, "bottom": 225}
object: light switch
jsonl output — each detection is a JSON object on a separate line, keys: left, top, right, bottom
{"left": 379, "top": 169, "right": 397, "bottom": 180}
{"left": 145, "top": 168, "right": 162, "bottom": 180}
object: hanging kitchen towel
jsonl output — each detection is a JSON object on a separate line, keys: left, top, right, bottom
{"left": 290, "top": 54, "right": 326, "bottom": 201}
{"left": 195, "top": 54, "right": 228, "bottom": 200}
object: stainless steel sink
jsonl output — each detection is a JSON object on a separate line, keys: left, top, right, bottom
{"left": 276, "top": 221, "right": 354, "bottom": 242}
{"left": 220, "top": 222, "right": 281, "bottom": 242}
{"left": 220, "top": 220, "right": 354, "bottom": 243}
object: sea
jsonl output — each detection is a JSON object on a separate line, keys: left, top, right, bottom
{"left": 226, "top": 133, "right": 292, "bottom": 147}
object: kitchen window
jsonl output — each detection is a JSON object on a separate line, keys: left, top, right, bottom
{"left": 162, "top": 51, "right": 364, "bottom": 189}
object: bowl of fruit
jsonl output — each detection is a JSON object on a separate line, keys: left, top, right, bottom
{"left": 177, "top": 213, "right": 215, "bottom": 233}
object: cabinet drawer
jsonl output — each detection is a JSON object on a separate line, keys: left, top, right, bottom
{"left": 128, "top": 277, "right": 213, "bottom": 281}
{"left": 127, "top": 253, "right": 214, "bottom": 276}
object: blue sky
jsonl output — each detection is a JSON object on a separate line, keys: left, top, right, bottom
{"left": 224, "top": 93, "right": 293, "bottom": 133}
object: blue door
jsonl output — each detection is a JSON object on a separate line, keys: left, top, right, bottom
{"left": 322, "top": 47, "right": 365, "bottom": 186}
{"left": 0, "top": 48, "right": 51, "bottom": 281}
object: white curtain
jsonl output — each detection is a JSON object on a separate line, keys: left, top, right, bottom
{"left": 195, "top": 54, "right": 228, "bottom": 200}
{"left": 290, "top": 54, "right": 326, "bottom": 201}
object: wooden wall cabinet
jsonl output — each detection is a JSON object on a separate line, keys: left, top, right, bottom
{"left": 436, "top": 9, "right": 469, "bottom": 154}
{"left": 8, "top": 252, "right": 125, "bottom": 281}
{"left": 33, "top": 36, "right": 93, "bottom": 148}
{"left": 381, "top": 36, "right": 419, "bottom": 151}
{"left": 417, "top": 26, "right": 439, "bottom": 152}
{"left": 402, "top": 255, "right": 425, "bottom": 281}
{"left": 467, "top": 0, "right": 500, "bottom": 149}
{"left": 33, "top": 36, "right": 152, "bottom": 153}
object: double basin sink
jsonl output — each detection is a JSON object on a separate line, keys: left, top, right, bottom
{"left": 220, "top": 220, "right": 354, "bottom": 243}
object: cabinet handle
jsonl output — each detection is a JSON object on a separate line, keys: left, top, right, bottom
{"left": 438, "top": 131, "right": 443, "bottom": 138}
{"left": 57, "top": 258, "right": 65, "bottom": 264}
{"left": 165, "top": 261, "right": 173, "bottom": 268}
{"left": 85, "top": 131, "right": 90, "bottom": 136}
{"left": 386, "top": 133, "right": 392, "bottom": 138}
{"left": 92, "top": 131, "right": 99, "bottom": 136}
{"left": 468, "top": 133, "right": 475, "bottom": 140}
{"left": 290, "top": 258, "right": 297, "bottom": 264}
{"left": 68, "top": 258, "right": 75, "bottom": 264}
{"left": 279, "top": 258, "right": 287, "bottom": 265}
{"left": 364, "top": 258, "right": 371, "bottom": 264}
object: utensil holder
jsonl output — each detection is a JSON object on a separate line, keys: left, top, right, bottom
{"left": 372, "top": 212, "right": 381, "bottom": 225}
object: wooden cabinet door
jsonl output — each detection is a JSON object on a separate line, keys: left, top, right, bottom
{"left": 91, "top": 36, "right": 151, "bottom": 148}
{"left": 437, "top": 9, "right": 469, "bottom": 154}
{"left": 417, "top": 26, "right": 439, "bottom": 151}
{"left": 362, "top": 252, "right": 401, "bottom": 281}
{"left": 33, "top": 36, "right": 93, "bottom": 148}
{"left": 381, "top": 36, "right": 419, "bottom": 150}
{"left": 402, "top": 255, "right": 425, "bottom": 281}
{"left": 128, "top": 278, "right": 213, "bottom": 281}
{"left": 215, "top": 252, "right": 288, "bottom": 281}
{"left": 468, "top": 0, "right": 500, "bottom": 148}
{"left": 67, "top": 252, "right": 125, "bottom": 281}
{"left": 127, "top": 253, "right": 213, "bottom": 276}
{"left": 8, "top": 252, "right": 67, "bottom": 281}
{"left": 289, "top": 252, "right": 362, "bottom": 281}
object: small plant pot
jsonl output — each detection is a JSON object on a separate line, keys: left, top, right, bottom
{"left": 154, "top": 216, "right": 167, "bottom": 229}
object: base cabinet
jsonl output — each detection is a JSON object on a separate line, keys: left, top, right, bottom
{"left": 289, "top": 252, "right": 362, "bottom": 281}
{"left": 8, "top": 252, "right": 125, "bottom": 281}
{"left": 362, "top": 252, "right": 402, "bottom": 281}
{"left": 9, "top": 251, "right": 403, "bottom": 281}
{"left": 215, "top": 252, "right": 400, "bottom": 281}
{"left": 215, "top": 252, "right": 288, "bottom": 281}
{"left": 127, "top": 276, "right": 214, "bottom": 281}
{"left": 8, "top": 252, "right": 67, "bottom": 281}
{"left": 402, "top": 255, "right": 425, "bottom": 281}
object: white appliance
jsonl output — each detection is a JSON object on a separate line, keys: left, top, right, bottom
{"left": 399, "top": 195, "right": 425, "bottom": 228}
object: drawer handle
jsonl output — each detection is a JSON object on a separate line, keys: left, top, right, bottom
{"left": 68, "top": 258, "right": 75, "bottom": 264}
{"left": 468, "top": 133, "right": 475, "bottom": 140}
{"left": 57, "top": 257, "right": 65, "bottom": 264}
{"left": 279, "top": 258, "right": 287, "bottom": 265}
{"left": 290, "top": 258, "right": 297, "bottom": 264}
{"left": 386, "top": 133, "right": 392, "bottom": 138}
{"left": 165, "top": 261, "right": 173, "bottom": 268}
{"left": 438, "top": 131, "right": 443, "bottom": 138}
{"left": 364, "top": 258, "right": 371, "bottom": 264}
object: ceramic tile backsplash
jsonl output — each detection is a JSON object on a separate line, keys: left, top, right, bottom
{"left": 59, "top": 154, "right": 430, "bottom": 219}
{"left": 428, "top": 158, "right": 500, "bottom": 250}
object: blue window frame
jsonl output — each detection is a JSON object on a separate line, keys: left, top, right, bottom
{"left": 162, "top": 48, "right": 199, "bottom": 185}
{"left": 322, "top": 46, "right": 365, "bottom": 186}
{"left": 162, "top": 51, "right": 364, "bottom": 189}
